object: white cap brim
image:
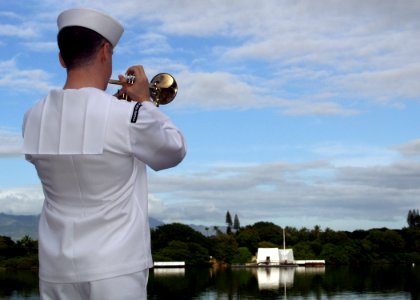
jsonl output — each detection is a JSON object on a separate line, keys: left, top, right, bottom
{"left": 57, "top": 8, "right": 124, "bottom": 47}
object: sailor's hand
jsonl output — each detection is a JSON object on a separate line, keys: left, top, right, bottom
{"left": 119, "top": 65, "right": 150, "bottom": 103}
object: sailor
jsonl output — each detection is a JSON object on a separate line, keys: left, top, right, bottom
{"left": 22, "top": 7, "right": 186, "bottom": 300}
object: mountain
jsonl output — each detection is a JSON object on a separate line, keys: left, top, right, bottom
{"left": 149, "top": 217, "right": 164, "bottom": 228}
{"left": 0, "top": 214, "right": 165, "bottom": 240}
{"left": 0, "top": 213, "right": 39, "bottom": 240}
{"left": 0, "top": 213, "right": 225, "bottom": 240}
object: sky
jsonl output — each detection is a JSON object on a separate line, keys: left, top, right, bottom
{"left": 1, "top": 0, "right": 420, "bottom": 232}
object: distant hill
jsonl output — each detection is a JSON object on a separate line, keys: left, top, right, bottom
{"left": 0, "top": 213, "right": 165, "bottom": 240}
{"left": 149, "top": 217, "right": 164, "bottom": 228}
{"left": 0, "top": 213, "right": 39, "bottom": 240}
{"left": 0, "top": 213, "right": 226, "bottom": 240}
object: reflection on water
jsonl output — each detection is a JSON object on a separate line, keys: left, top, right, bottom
{"left": 255, "top": 266, "right": 326, "bottom": 299}
{"left": 153, "top": 267, "right": 185, "bottom": 277}
{"left": 0, "top": 265, "right": 419, "bottom": 299}
{"left": 256, "top": 267, "right": 296, "bottom": 289}
{"left": 255, "top": 266, "right": 326, "bottom": 290}
{"left": 0, "top": 270, "right": 39, "bottom": 300}
{"left": 150, "top": 265, "right": 417, "bottom": 300}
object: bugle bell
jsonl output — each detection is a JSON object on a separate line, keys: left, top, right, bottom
{"left": 108, "top": 73, "right": 177, "bottom": 107}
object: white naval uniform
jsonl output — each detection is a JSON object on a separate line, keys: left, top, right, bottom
{"left": 22, "top": 87, "right": 186, "bottom": 284}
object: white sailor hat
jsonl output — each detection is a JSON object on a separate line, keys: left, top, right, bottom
{"left": 57, "top": 8, "right": 124, "bottom": 47}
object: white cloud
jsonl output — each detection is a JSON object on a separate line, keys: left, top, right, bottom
{"left": 4, "top": 0, "right": 420, "bottom": 111}
{"left": 135, "top": 33, "right": 172, "bottom": 54}
{"left": 0, "top": 58, "right": 54, "bottom": 93}
{"left": 173, "top": 70, "right": 358, "bottom": 115}
{"left": 148, "top": 194, "right": 167, "bottom": 218}
{"left": 177, "top": 71, "right": 265, "bottom": 109}
{"left": 147, "top": 149, "right": 419, "bottom": 230}
{"left": 0, "top": 185, "right": 43, "bottom": 215}
{"left": 311, "top": 143, "right": 399, "bottom": 167}
{"left": 395, "top": 139, "right": 420, "bottom": 157}
{"left": 1, "top": 1, "right": 420, "bottom": 232}
{"left": 22, "top": 41, "right": 57, "bottom": 52}
{"left": 0, "top": 24, "right": 38, "bottom": 38}
{"left": 281, "top": 101, "right": 358, "bottom": 116}
{"left": 0, "top": 128, "right": 22, "bottom": 157}
{"left": 3, "top": 144, "right": 417, "bottom": 230}
{"left": 0, "top": 11, "right": 22, "bottom": 20}
{"left": 335, "top": 64, "right": 420, "bottom": 103}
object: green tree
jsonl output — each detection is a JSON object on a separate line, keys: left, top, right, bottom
{"left": 293, "top": 241, "right": 316, "bottom": 260}
{"left": 187, "top": 242, "right": 210, "bottom": 266}
{"left": 211, "top": 234, "right": 238, "bottom": 264}
{"left": 233, "top": 214, "right": 240, "bottom": 232}
{"left": 366, "top": 229, "right": 405, "bottom": 253}
{"left": 232, "top": 247, "right": 252, "bottom": 264}
{"left": 226, "top": 225, "right": 232, "bottom": 235}
{"left": 402, "top": 227, "right": 420, "bottom": 253}
{"left": 311, "top": 225, "right": 322, "bottom": 240}
{"left": 319, "top": 243, "right": 350, "bottom": 264}
{"left": 154, "top": 241, "right": 210, "bottom": 266}
{"left": 213, "top": 226, "right": 223, "bottom": 236}
{"left": 16, "top": 235, "right": 38, "bottom": 256}
{"left": 258, "top": 241, "right": 278, "bottom": 248}
{"left": 225, "top": 211, "right": 232, "bottom": 234}
{"left": 155, "top": 240, "right": 190, "bottom": 261}
{"left": 407, "top": 209, "right": 420, "bottom": 228}
{"left": 236, "top": 227, "right": 260, "bottom": 254}
{"left": 252, "top": 222, "right": 283, "bottom": 245}
{"left": 320, "top": 228, "right": 350, "bottom": 245}
{"left": 0, "top": 236, "right": 16, "bottom": 258}
{"left": 151, "top": 223, "right": 209, "bottom": 251}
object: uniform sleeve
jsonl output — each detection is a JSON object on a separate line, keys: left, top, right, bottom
{"left": 22, "top": 110, "right": 32, "bottom": 162}
{"left": 129, "top": 101, "right": 186, "bottom": 171}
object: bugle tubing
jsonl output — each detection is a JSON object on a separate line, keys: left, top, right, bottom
{"left": 108, "top": 73, "right": 177, "bottom": 106}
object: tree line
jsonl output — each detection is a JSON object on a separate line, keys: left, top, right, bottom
{"left": 0, "top": 235, "right": 38, "bottom": 269}
{"left": 151, "top": 220, "right": 420, "bottom": 266}
{"left": 1, "top": 209, "right": 420, "bottom": 269}
{"left": 151, "top": 209, "right": 420, "bottom": 266}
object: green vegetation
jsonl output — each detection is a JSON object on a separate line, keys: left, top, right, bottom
{"left": 151, "top": 219, "right": 420, "bottom": 266}
{"left": 407, "top": 209, "right": 420, "bottom": 228}
{"left": 1, "top": 209, "right": 420, "bottom": 269}
{"left": 151, "top": 209, "right": 420, "bottom": 266}
{"left": 0, "top": 236, "right": 38, "bottom": 270}
{"left": 152, "top": 210, "right": 420, "bottom": 265}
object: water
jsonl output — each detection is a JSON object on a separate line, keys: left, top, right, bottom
{"left": 0, "top": 271, "right": 39, "bottom": 299}
{"left": 1, "top": 265, "right": 419, "bottom": 299}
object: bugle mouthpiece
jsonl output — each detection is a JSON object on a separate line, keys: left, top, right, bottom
{"left": 108, "top": 79, "right": 125, "bottom": 86}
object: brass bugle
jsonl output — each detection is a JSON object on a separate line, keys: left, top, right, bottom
{"left": 109, "top": 73, "right": 177, "bottom": 107}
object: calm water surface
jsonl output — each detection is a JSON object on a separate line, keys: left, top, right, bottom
{"left": 1, "top": 265, "right": 419, "bottom": 299}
